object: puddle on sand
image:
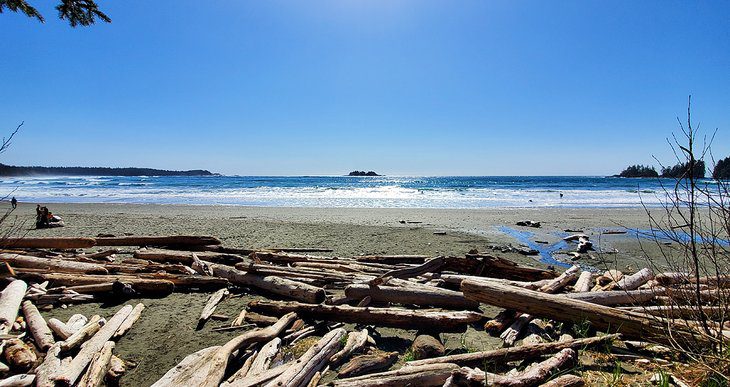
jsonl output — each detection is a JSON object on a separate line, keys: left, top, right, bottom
{"left": 498, "top": 226, "right": 571, "bottom": 268}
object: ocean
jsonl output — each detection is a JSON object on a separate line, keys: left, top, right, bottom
{"left": 0, "top": 175, "right": 694, "bottom": 208}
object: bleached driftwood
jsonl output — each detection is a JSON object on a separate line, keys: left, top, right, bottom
{"left": 77, "top": 341, "right": 115, "bottom": 387}
{"left": 199, "top": 289, "right": 229, "bottom": 327}
{"left": 210, "top": 263, "right": 326, "bottom": 304}
{"left": 616, "top": 268, "right": 654, "bottom": 291}
{"left": 248, "top": 300, "right": 483, "bottom": 332}
{"left": 21, "top": 300, "right": 54, "bottom": 350}
{"left": 151, "top": 312, "right": 297, "bottom": 387}
{"left": 500, "top": 313, "right": 533, "bottom": 347}
{"left": 0, "top": 253, "right": 108, "bottom": 274}
{"left": 572, "top": 271, "right": 593, "bottom": 293}
{"left": 344, "top": 284, "right": 479, "bottom": 310}
{"left": 0, "top": 280, "right": 27, "bottom": 335}
{"left": 406, "top": 334, "right": 619, "bottom": 367}
{"left": 60, "top": 315, "right": 104, "bottom": 351}
{"left": 538, "top": 265, "right": 579, "bottom": 294}
{"left": 1, "top": 237, "right": 95, "bottom": 249}
{"left": 264, "top": 328, "right": 346, "bottom": 387}
{"left": 333, "top": 363, "right": 460, "bottom": 387}
{"left": 330, "top": 329, "right": 369, "bottom": 365}
{"left": 246, "top": 338, "right": 281, "bottom": 377}
{"left": 113, "top": 303, "right": 145, "bottom": 338}
{"left": 55, "top": 304, "right": 134, "bottom": 386}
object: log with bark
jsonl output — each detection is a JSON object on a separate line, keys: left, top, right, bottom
{"left": 406, "top": 334, "right": 619, "bottom": 367}
{"left": 151, "top": 312, "right": 297, "bottom": 387}
{"left": 460, "top": 279, "right": 687, "bottom": 344}
{"left": 344, "top": 284, "right": 479, "bottom": 310}
{"left": 3, "top": 339, "right": 36, "bottom": 371}
{"left": 1, "top": 237, "right": 96, "bottom": 249}
{"left": 96, "top": 235, "right": 221, "bottom": 247}
{"left": 248, "top": 300, "right": 483, "bottom": 332}
{"left": 134, "top": 248, "right": 243, "bottom": 265}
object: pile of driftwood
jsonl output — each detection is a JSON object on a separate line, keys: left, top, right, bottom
{"left": 0, "top": 235, "right": 727, "bottom": 386}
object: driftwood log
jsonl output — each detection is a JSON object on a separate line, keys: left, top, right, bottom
{"left": 248, "top": 300, "right": 483, "bottom": 332}
{"left": 0, "top": 254, "right": 108, "bottom": 274}
{"left": 96, "top": 235, "right": 221, "bottom": 247}
{"left": 151, "top": 312, "right": 297, "bottom": 387}
{"left": 21, "top": 300, "right": 55, "bottom": 350}
{"left": 333, "top": 362, "right": 460, "bottom": 387}
{"left": 344, "top": 284, "right": 479, "bottom": 310}
{"left": 461, "top": 280, "right": 684, "bottom": 344}
{"left": 406, "top": 334, "right": 619, "bottom": 367}
{"left": 210, "top": 264, "right": 326, "bottom": 304}
{"left": 264, "top": 328, "right": 346, "bottom": 387}
{"left": 1, "top": 237, "right": 96, "bottom": 249}
{"left": 0, "top": 280, "right": 27, "bottom": 335}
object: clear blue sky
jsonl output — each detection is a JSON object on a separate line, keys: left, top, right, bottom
{"left": 1, "top": 0, "right": 728, "bottom": 176}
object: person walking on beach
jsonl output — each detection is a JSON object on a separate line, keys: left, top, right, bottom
{"left": 10, "top": 197, "right": 17, "bottom": 209}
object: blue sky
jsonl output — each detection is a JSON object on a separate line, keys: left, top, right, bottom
{"left": 1, "top": 0, "right": 728, "bottom": 176}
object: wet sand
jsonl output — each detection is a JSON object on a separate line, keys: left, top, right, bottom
{"left": 7, "top": 203, "right": 666, "bottom": 385}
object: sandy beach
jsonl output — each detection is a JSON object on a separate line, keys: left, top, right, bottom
{"left": 0, "top": 202, "right": 671, "bottom": 385}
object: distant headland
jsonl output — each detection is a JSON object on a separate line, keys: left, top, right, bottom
{"left": 0, "top": 164, "right": 217, "bottom": 177}
{"left": 347, "top": 170, "right": 381, "bottom": 176}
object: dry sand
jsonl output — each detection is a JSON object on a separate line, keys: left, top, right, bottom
{"left": 7, "top": 203, "right": 669, "bottom": 385}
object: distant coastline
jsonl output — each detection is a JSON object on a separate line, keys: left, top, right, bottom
{"left": 0, "top": 164, "right": 217, "bottom": 177}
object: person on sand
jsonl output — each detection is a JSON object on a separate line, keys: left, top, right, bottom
{"left": 10, "top": 197, "right": 16, "bottom": 209}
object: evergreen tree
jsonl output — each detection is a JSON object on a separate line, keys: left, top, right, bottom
{"left": 618, "top": 164, "right": 659, "bottom": 178}
{"left": 0, "top": 0, "right": 110, "bottom": 27}
{"left": 712, "top": 156, "right": 730, "bottom": 180}
{"left": 661, "top": 160, "right": 706, "bottom": 179}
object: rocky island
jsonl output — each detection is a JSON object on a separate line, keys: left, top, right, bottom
{"left": 348, "top": 170, "right": 381, "bottom": 176}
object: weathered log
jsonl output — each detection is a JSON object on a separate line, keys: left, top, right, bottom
{"left": 464, "top": 254, "right": 558, "bottom": 281}
{"left": 35, "top": 343, "right": 62, "bottom": 387}
{"left": 484, "top": 310, "right": 518, "bottom": 335}
{"left": 0, "top": 280, "right": 26, "bottom": 335}
{"left": 412, "top": 334, "right": 445, "bottom": 360}
{"left": 500, "top": 313, "right": 533, "bottom": 347}
{"left": 151, "top": 312, "right": 297, "bottom": 387}
{"left": 331, "top": 329, "right": 369, "bottom": 365}
{"left": 14, "top": 270, "right": 215, "bottom": 291}
{"left": 0, "top": 254, "right": 108, "bottom": 274}
{"left": 55, "top": 305, "right": 134, "bottom": 386}
{"left": 461, "top": 280, "right": 682, "bottom": 344}
{"left": 245, "top": 312, "right": 279, "bottom": 326}
{"left": 372, "top": 257, "right": 446, "bottom": 284}
{"left": 210, "top": 263, "right": 326, "bottom": 304}
{"left": 21, "top": 300, "right": 54, "bottom": 350}
{"left": 489, "top": 348, "right": 576, "bottom": 387}
{"left": 66, "top": 314, "right": 88, "bottom": 331}
{"left": 134, "top": 248, "right": 243, "bottom": 265}
{"left": 616, "top": 268, "right": 654, "bottom": 291}
{"left": 82, "top": 249, "right": 119, "bottom": 260}
{"left": 114, "top": 303, "right": 145, "bottom": 338}
{"left": 1, "top": 237, "right": 95, "bottom": 249}
{"left": 344, "top": 284, "right": 479, "bottom": 310}
{"left": 0, "top": 374, "right": 35, "bottom": 387}
{"left": 617, "top": 305, "right": 727, "bottom": 319}
{"left": 264, "top": 328, "right": 346, "bottom": 387}
{"left": 225, "top": 362, "right": 291, "bottom": 387}
{"left": 107, "top": 355, "right": 126, "bottom": 381}
{"left": 406, "top": 334, "right": 619, "bottom": 367}
{"left": 539, "top": 374, "right": 585, "bottom": 387}
{"left": 47, "top": 318, "right": 74, "bottom": 340}
{"left": 572, "top": 271, "right": 593, "bottom": 293}
{"left": 3, "top": 339, "right": 36, "bottom": 371}
{"left": 355, "top": 255, "right": 428, "bottom": 264}
{"left": 60, "top": 315, "right": 104, "bottom": 351}
{"left": 96, "top": 235, "right": 221, "bottom": 247}
{"left": 77, "top": 341, "right": 114, "bottom": 387}
{"left": 199, "top": 288, "right": 229, "bottom": 328}
{"left": 191, "top": 252, "right": 213, "bottom": 276}
{"left": 435, "top": 274, "right": 552, "bottom": 290}
{"left": 248, "top": 300, "right": 483, "bottom": 332}
{"left": 246, "top": 338, "right": 281, "bottom": 377}
{"left": 338, "top": 351, "right": 399, "bottom": 378}
{"left": 567, "top": 288, "right": 664, "bottom": 306}
{"left": 538, "top": 266, "right": 579, "bottom": 294}
{"left": 333, "top": 362, "right": 459, "bottom": 387}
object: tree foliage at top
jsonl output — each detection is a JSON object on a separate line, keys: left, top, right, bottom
{"left": 712, "top": 156, "right": 730, "bottom": 180}
{"left": 0, "top": 0, "right": 110, "bottom": 27}
{"left": 661, "top": 160, "right": 706, "bottom": 179}
{"left": 617, "top": 164, "right": 659, "bottom": 178}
